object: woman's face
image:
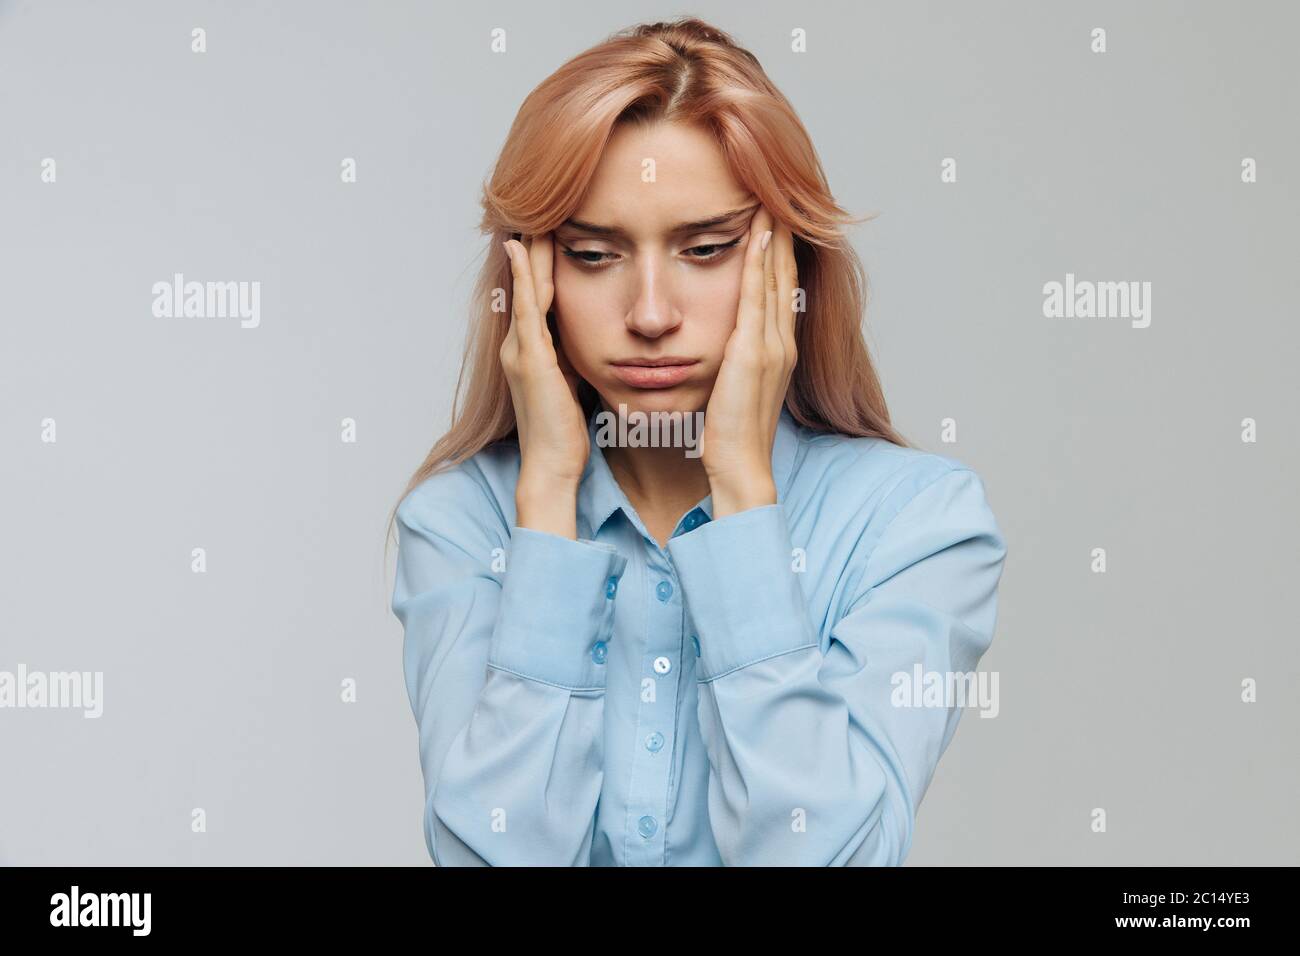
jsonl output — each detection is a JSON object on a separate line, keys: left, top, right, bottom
{"left": 552, "top": 119, "right": 757, "bottom": 417}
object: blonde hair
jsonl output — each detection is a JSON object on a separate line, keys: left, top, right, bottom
{"left": 385, "top": 16, "right": 910, "bottom": 549}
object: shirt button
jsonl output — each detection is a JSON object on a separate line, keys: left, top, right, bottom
{"left": 692, "top": 635, "right": 701, "bottom": 657}
{"left": 655, "top": 580, "right": 673, "bottom": 603}
{"left": 645, "top": 731, "right": 664, "bottom": 753}
{"left": 637, "top": 815, "right": 658, "bottom": 838}
{"left": 605, "top": 576, "right": 618, "bottom": 600}
{"left": 590, "top": 641, "right": 608, "bottom": 664}
{"left": 683, "top": 511, "right": 701, "bottom": 531}
{"left": 653, "top": 656, "right": 671, "bottom": 674}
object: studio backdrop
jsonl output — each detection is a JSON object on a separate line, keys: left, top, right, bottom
{"left": 1, "top": 0, "right": 1296, "bottom": 865}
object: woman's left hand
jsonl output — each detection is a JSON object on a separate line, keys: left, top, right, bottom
{"left": 700, "top": 206, "right": 799, "bottom": 518}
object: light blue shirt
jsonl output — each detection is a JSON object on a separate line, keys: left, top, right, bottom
{"left": 392, "top": 408, "right": 1007, "bottom": 866}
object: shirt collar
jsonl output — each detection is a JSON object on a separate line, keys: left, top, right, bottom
{"left": 575, "top": 406, "right": 800, "bottom": 539}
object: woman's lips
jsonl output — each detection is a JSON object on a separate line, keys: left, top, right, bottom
{"left": 609, "top": 360, "right": 698, "bottom": 389}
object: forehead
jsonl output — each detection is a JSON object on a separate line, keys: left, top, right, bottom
{"left": 571, "top": 119, "right": 752, "bottom": 234}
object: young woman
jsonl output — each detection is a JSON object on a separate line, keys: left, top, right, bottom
{"left": 389, "top": 17, "right": 1007, "bottom": 866}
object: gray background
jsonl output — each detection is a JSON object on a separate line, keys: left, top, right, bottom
{"left": 1, "top": 0, "right": 1296, "bottom": 865}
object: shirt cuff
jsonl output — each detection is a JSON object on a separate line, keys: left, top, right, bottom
{"left": 489, "top": 527, "right": 628, "bottom": 691}
{"left": 667, "top": 504, "right": 818, "bottom": 681}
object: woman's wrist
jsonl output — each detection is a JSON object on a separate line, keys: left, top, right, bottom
{"left": 516, "top": 478, "right": 580, "bottom": 540}
{"left": 708, "top": 473, "right": 777, "bottom": 519}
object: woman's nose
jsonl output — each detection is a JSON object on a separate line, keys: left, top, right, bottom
{"left": 624, "top": 259, "right": 682, "bottom": 339}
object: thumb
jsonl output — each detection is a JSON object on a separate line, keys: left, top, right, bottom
{"left": 550, "top": 314, "right": 584, "bottom": 403}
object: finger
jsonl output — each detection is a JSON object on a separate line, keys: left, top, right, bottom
{"left": 773, "top": 221, "right": 797, "bottom": 350}
{"left": 763, "top": 217, "right": 777, "bottom": 343}
{"left": 504, "top": 237, "right": 542, "bottom": 347}
{"left": 738, "top": 207, "right": 773, "bottom": 336}
{"left": 551, "top": 319, "right": 583, "bottom": 402}
{"left": 530, "top": 232, "right": 555, "bottom": 319}
{"left": 501, "top": 236, "right": 519, "bottom": 350}
{"left": 551, "top": 316, "right": 573, "bottom": 374}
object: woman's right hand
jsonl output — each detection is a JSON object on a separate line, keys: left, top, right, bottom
{"left": 500, "top": 234, "right": 589, "bottom": 539}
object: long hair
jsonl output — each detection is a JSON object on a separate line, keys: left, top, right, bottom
{"left": 385, "top": 16, "right": 910, "bottom": 549}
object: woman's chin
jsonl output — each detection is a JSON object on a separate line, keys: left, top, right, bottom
{"left": 598, "top": 384, "right": 708, "bottom": 418}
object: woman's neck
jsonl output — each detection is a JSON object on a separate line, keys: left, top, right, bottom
{"left": 602, "top": 443, "right": 711, "bottom": 548}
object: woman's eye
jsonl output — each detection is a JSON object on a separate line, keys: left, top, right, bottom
{"left": 561, "top": 247, "right": 617, "bottom": 268}
{"left": 560, "top": 237, "right": 742, "bottom": 269}
{"left": 684, "top": 237, "right": 743, "bottom": 261}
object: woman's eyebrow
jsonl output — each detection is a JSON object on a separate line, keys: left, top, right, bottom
{"left": 560, "top": 203, "right": 759, "bottom": 237}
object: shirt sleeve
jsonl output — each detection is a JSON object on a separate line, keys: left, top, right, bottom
{"left": 667, "top": 466, "right": 1007, "bottom": 866}
{"left": 392, "top": 469, "right": 627, "bottom": 866}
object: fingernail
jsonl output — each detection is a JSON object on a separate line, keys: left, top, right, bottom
{"left": 502, "top": 240, "right": 511, "bottom": 258}
{"left": 761, "top": 230, "right": 772, "bottom": 251}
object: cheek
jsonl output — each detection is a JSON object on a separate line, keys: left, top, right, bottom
{"left": 685, "top": 260, "right": 744, "bottom": 350}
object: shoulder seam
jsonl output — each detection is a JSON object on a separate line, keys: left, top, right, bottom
{"left": 872, "top": 464, "right": 974, "bottom": 547}
{"left": 400, "top": 460, "right": 504, "bottom": 550}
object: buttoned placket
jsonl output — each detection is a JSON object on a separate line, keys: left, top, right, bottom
{"left": 617, "top": 504, "right": 711, "bottom": 866}
{"left": 575, "top": 409, "right": 769, "bottom": 866}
